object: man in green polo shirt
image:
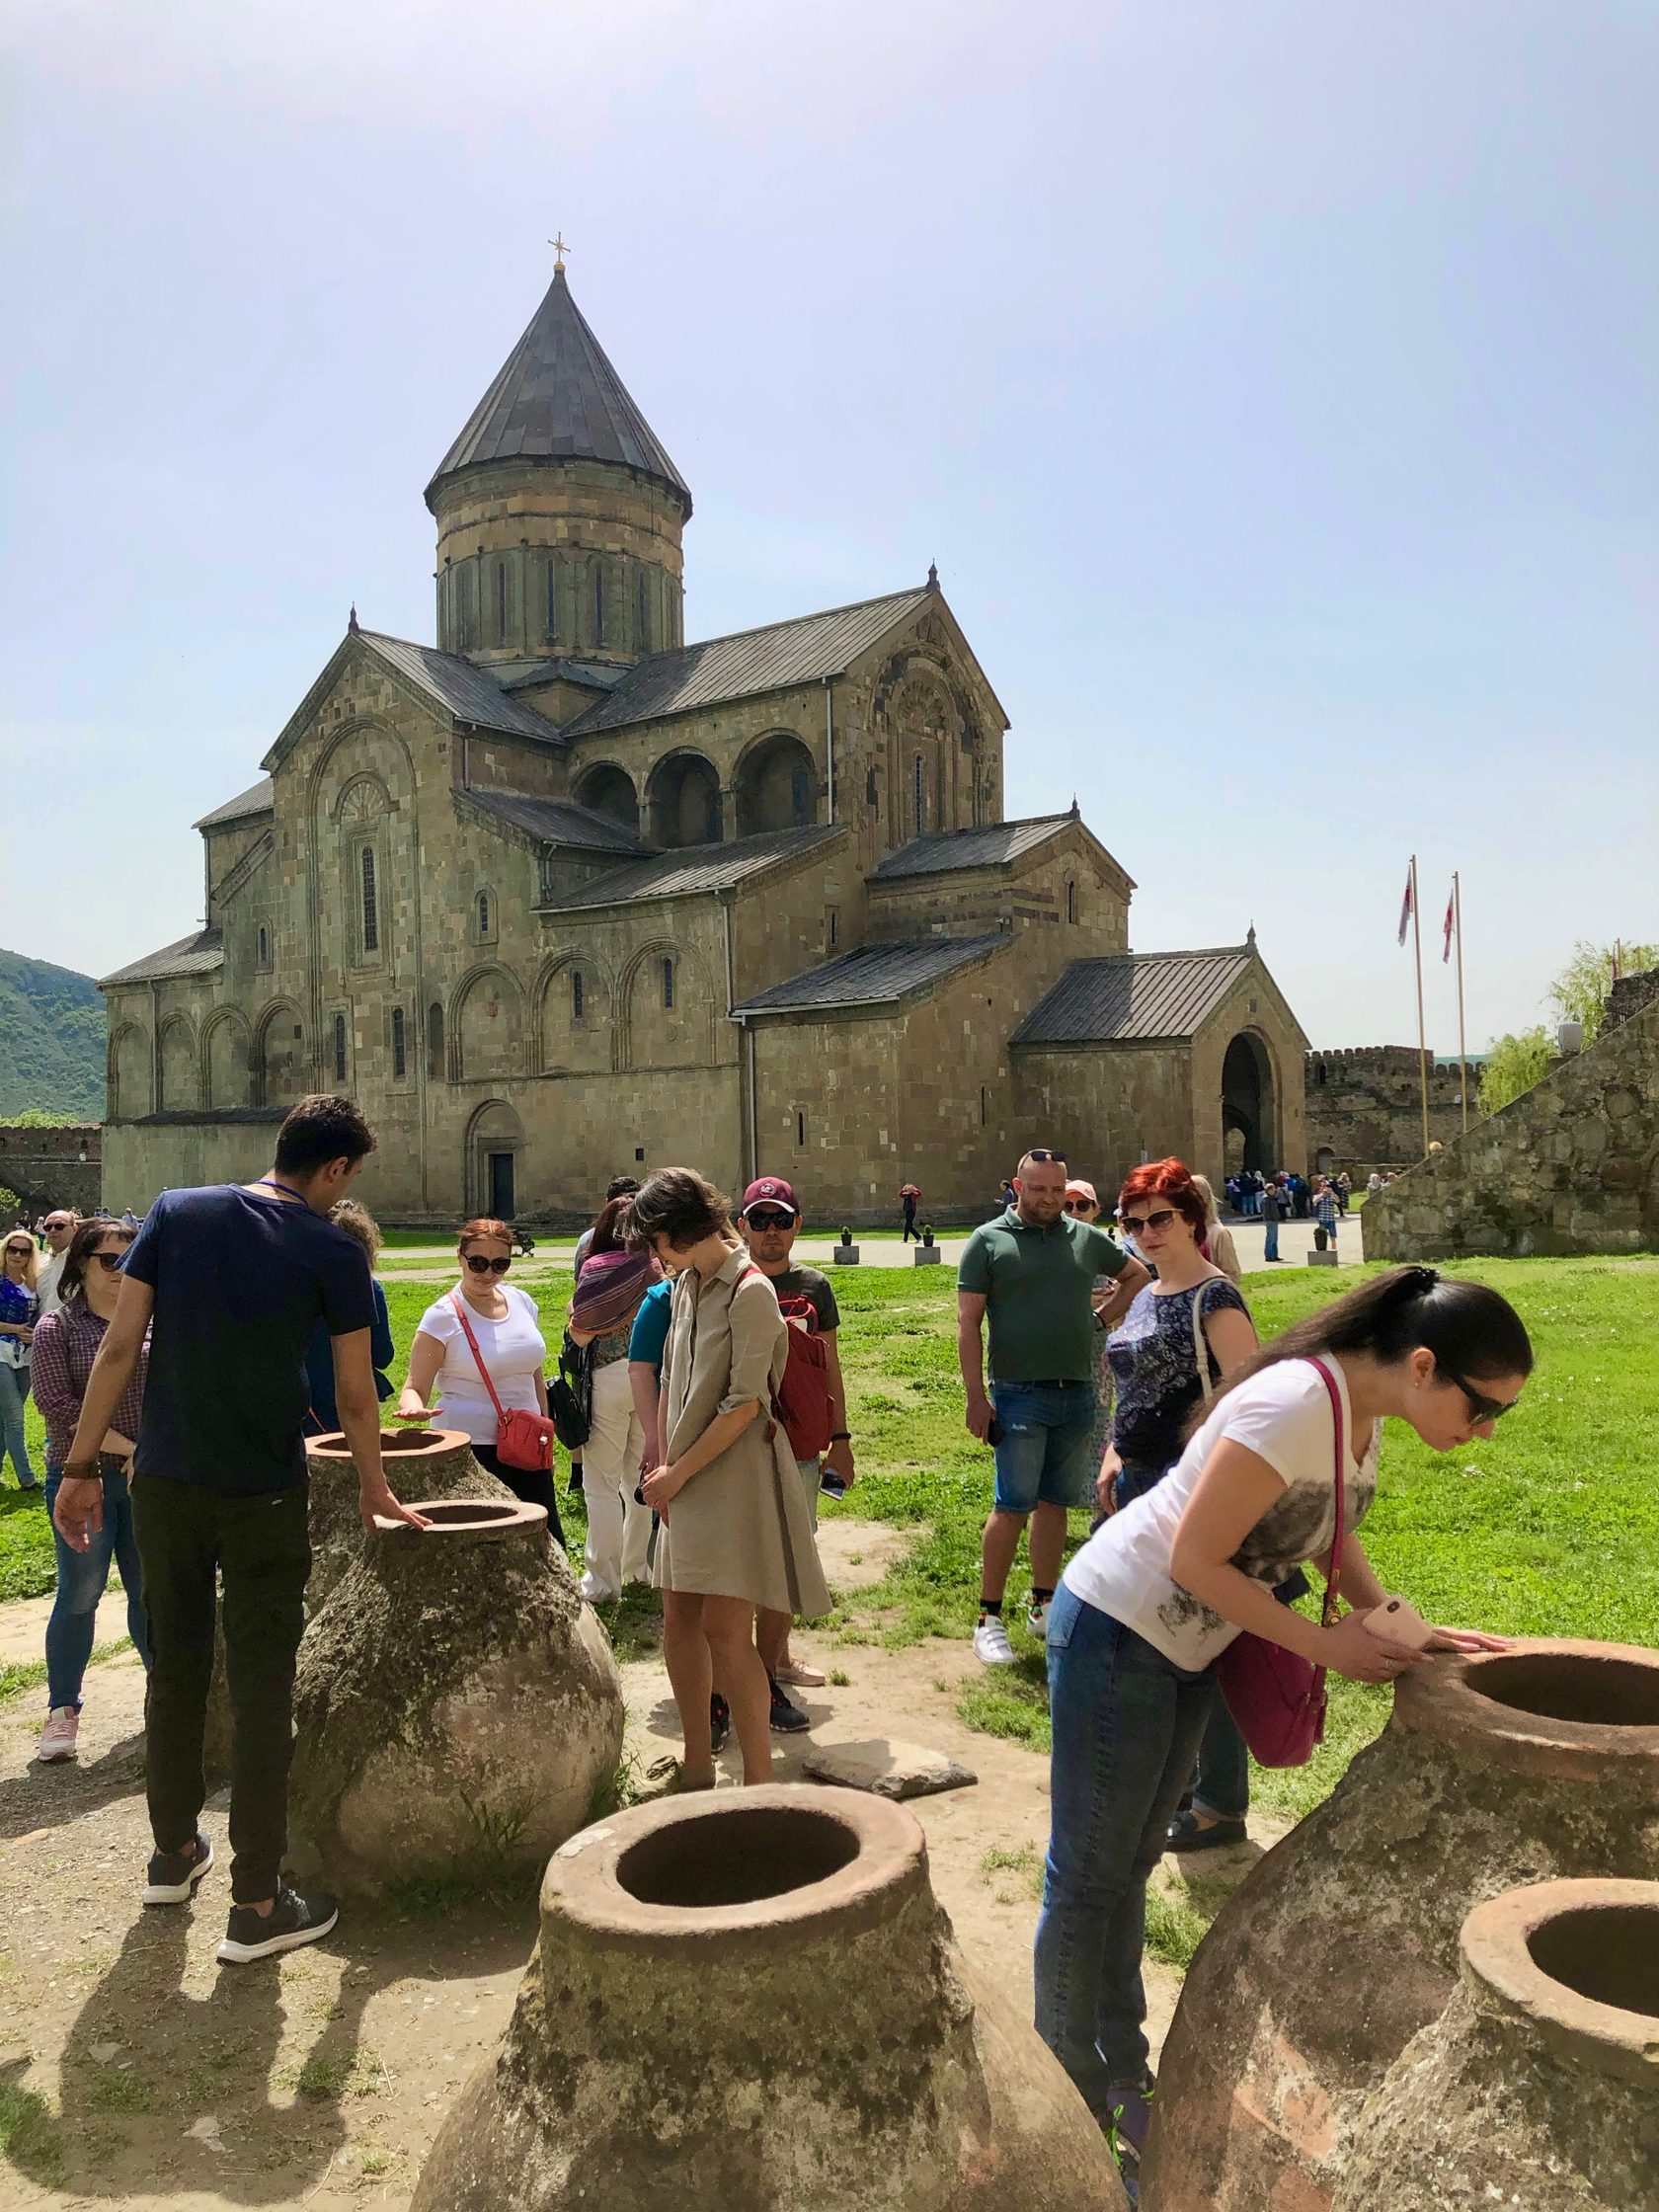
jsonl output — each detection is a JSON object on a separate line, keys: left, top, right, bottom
{"left": 959, "top": 1149, "right": 1148, "bottom": 1665}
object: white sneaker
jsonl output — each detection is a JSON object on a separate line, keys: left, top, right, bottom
{"left": 974, "top": 1616, "right": 1016, "bottom": 1666}
{"left": 38, "top": 1705, "right": 80, "bottom": 1763}
{"left": 1026, "top": 1600, "right": 1052, "bottom": 1638}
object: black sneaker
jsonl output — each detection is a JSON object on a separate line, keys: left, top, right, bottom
{"left": 216, "top": 1883, "right": 339, "bottom": 1965}
{"left": 768, "top": 1678, "right": 811, "bottom": 1734}
{"left": 143, "top": 1831, "right": 214, "bottom": 1906}
{"left": 710, "top": 1692, "right": 731, "bottom": 1753}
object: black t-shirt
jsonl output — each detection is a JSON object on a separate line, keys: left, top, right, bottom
{"left": 123, "top": 1185, "right": 376, "bottom": 1494}
{"left": 767, "top": 1263, "right": 839, "bottom": 1335}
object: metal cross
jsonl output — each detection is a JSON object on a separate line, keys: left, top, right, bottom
{"left": 549, "top": 232, "right": 572, "bottom": 271}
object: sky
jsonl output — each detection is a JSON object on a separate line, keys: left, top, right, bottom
{"left": 2, "top": 0, "right": 1654, "bottom": 1050}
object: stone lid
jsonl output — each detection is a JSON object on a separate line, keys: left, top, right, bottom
{"left": 1393, "top": 1638, "right": 1659, "bottom": 1780}
{"left": 1461, "top": 1878, "right": 1659, "bottom": 2089}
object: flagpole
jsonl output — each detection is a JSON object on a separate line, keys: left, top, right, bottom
{"left": 1411, "top": 853, "right": 1430, "bottom": 1157}
{"left": 1454, "top": 870, "right": 1469, "bottom": 1133}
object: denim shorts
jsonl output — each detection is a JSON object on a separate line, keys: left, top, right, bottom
{"left": 991, "top": 1381, "right": 1098, "bottom": 1513}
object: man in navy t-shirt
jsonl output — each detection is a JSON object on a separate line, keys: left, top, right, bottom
{"left": 55, "top": 1095, "right": 422, "bottom": 1964}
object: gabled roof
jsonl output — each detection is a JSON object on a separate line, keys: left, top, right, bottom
{"left": 562, "top": 589, "right": 932, "bottom": 740}
{"left": 194, "top": 778, "right": 275, "bottom": 831}
{"left": 426, "top": 267, "right": 690, "bottom": 514}
{"left": 458, "top": 790, "right": 651, "bottom": 856}
{"left": 733, "top": 933, "right": 1014, "bottom": 1017}
{"left": 358, "top": 632, "right": 565, "bottom": 744}
{"left": 538, "top": 826, "right": 840, "bottom": 912}
{"left": 869, "top": 813, "right": 1077, "bottom": 881}
{"left": 497, "top": 657, "right": 623, "bottom": 695}
{"left": 100, "top": 927, "right": 224, "bottom": 989}
{"left": 1010, "top": 947, "right": 1258, "bottom": 1046}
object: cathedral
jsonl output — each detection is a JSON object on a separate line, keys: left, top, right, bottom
{"left": 101, "top": 260, "right": 1307, "bottom": 1223}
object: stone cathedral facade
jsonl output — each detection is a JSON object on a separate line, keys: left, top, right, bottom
{"left": 101, "top": 265, "right": 1307, "bottom": 1223}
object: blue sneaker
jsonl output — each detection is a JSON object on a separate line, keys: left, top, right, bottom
{"left": 1106, "top": 2072, "right": 1155, "bottom": 2203}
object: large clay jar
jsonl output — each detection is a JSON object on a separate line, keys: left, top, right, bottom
{"left": 288, "top": 1496, "right": 624, "bottom": 1893}
{"left": 410, "top": 1783, "right": 1129, "bottom": 2212}
{"left": 304, "top": 1426, "right": 517, "bottom": 1603}
{"left": 1144, "top": 1638, "right": 1659, "bottom": 2212}
{"left": 1335, "top": 1879, "right": 1659, "bottom": 2210}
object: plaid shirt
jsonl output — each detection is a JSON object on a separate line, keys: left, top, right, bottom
{"left": 28, "top": 1301, "right": 149, "bottom": 1467}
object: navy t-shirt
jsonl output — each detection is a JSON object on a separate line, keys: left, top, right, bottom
{"left": 123, "top": 1185, "right": 376, "bottom": 1494}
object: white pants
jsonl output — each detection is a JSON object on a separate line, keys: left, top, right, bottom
{"left": 581, "top": 1355, "right": 652, "bottom": 1601}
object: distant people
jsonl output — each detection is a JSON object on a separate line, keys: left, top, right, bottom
{"left": 1064, "top": 1180, "right": 1118, "bottom": 1486}
{"left": 54, "top": 1094, "right": 421, "bottom": 1963}
{"left": 1368, "top": 1171, "right": 1384, "bottom": 1199}
{"left": 304, "top": 1201, "right": 394, "bottom": 1434}
{"left": 1259, "top": 1175, "right": 1285, "bottom": 1263}
{"left": 400, "top": 1218, "right": 563, "bottom": 1542}
{"left": 959, "top": 1149, "right": 1148, "bottom": 1665}
{"left": 0, "top": 1227, "right": 41, "bottom": 1492}
{"left": 739, "top": 1175, "right": 856, "bottom": 1724}
{"left": 31, "top": 1220, "right": 150, "bottom": 1764}
{"left": 37, "top": 1210, "right": 79, "bottom": 1316}
{"left": 575, "top": 1175, "right": 641, "bottom": 1271}
{"left": 1313, "top": 1176, "right": 1340, "bottom": 1247}
{"left": 1189, "top": 1174, "right": 1242, "bottom": 1286}
{"left": 567, "top": 1197, "right": 663, "bottom": 1602}
{"left": 899, "top": 1182, "right": 922, "bottom": 1242}
{"left": 998, "top": 1178, "right": 1018, "bottom": 1211}
{"left": 631, "top": 1168, "right": 831, "bottom": 1788}
{"left": 1336, "top": 1171, "right": 1352, "bottom": 1216}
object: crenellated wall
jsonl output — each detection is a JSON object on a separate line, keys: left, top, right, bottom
{"left": 1304, "top": 1045, "right": 1473, "bottom": 1176}
{"left": 0, "top": 1125, "right": 103, "bottom": 1215}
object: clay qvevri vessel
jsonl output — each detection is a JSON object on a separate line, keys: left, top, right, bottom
{"left": 410, "top": 1784, "right": 1129, "bottom": 2211}
{"left": 1335, "top": 1879, "right": 1659, "bottom": 2210}
{"left": 1143, "top": 1638, "right": 1659, "bottom": 2212}
{"left": 304, "top": 1426, "right": 517, "bottom": 1603}
{"left": 288, "top": 1496, "right": 623, "bottom": 1893}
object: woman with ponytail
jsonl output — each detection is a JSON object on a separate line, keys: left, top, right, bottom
{"left": 1034, "top": 1265, "right": 1533, "bottom": 2202}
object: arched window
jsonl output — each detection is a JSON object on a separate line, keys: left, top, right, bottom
{"left": 257, "top": 924, "right": 270, "bottom": 968}
{"left": 572, "top": 970, "right": 585, "bottom": 1022}
{"left": 594, "top": 565, "right": 605, "bottom": 643}
{"left": 545, "top": 559, "right": 558, "bottom": 643}
{"left": 796, "top": 1109, "right": 806, "bottom": 1148}
{"left": 662, "top": 957, "right": 675, "bottom": 1010}
{"left": 637, "top": 568, "right": 650, "bottom": 651}
{"left": 392, "top": 1005, "right": 406, "bottom": 1078}
{"left": 333, "top": 1013, "right": 348, "bottom": 1083}
{"left": 457, "top": 566, "right": 474, "bottom": 647}
{"left": 360, "top": 847, "right": 378, "bottom": 953}
{"left": 1066, "top": 879, "right": 1077, "bottom": 925}
{"left": 496, "top": 560, "right": 509, "bottom": 641}
{"left": 478, "top": 891, "right": 491, "bottom": 939}
{"left": 428, "top": 1001, "right": 444, "bottom": 1080}
{"left": 913, "top": 753, "right": 926, "bottom": 834}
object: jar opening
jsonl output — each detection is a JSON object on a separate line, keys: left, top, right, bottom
{"left": 1528, "top": 1904, "right": 1659, "bottom": 2019}
{"left": 1466, "top": 1652, "right": 1659, "bottom": 1727}
{"left": 617, "top": 1804, "right": 860, "bottom": 1909}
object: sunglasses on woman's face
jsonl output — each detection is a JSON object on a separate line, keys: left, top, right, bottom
{"left": 1443, "top": 1370, "right": 1519, "bottom": 1424}
{"left": 4, "top": 1244, "right": 32, "bottom": 1259}
{"left": 92, "top": 1250, "right": 127, "bottom": 1272}
{"left": 464, "top": 1254, "right": 512, "bottom": 1276}
{"left": 1065, "top": 1199, "right": 1098, "bottom": 1215}
{"left": 1119, "top": 1208, "right": 1180, "bottom": 1234}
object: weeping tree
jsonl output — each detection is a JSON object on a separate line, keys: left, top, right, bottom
{"left": 1547, "top": 940, "right": 1658, "bottom": 1047}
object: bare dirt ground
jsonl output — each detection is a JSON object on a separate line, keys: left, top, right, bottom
{"left": 0, "top": 1519, "right": 1278, "bottom": 2209}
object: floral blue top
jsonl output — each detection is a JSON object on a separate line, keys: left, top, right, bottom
{"left": 0, "top": 1277, "right": 38, "bottom": 1370}
{"left": 1106, "top": 1277, "right": 1248, "bottom": 1472}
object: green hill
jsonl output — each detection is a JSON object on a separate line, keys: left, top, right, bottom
{"left": 0, "top": 949, "right": 105, "bottom": 1120}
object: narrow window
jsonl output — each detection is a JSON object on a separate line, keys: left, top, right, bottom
{"left": 496, "top": 560, "right": 508, "bottom": 641}
{"left": 980, "top": 1084, "right": 989, "bottom": 1126}
{"left": 594, "top": 565, "right": 605, "bottom": 642}
{"left": 791, "top": 765, "right": 811, "bottom": 826}
{"left": 1066, "top": 879, "right": 1077, "bottom": 925}
{"left": 663, "top": 957, "right": 675, "bottom": 1010}
{"left": 637, "top": 569, "right": 650, "bottom": 651}
{"left": 796, "top": 1109, "right": 806, "bottom": 1148}
{"left": 257, "top": 924, "right": 270, "bottom": 967}
{"left": 704, "top": 781, "right": 722, "bottom": 842}
{"left": 428, "top": 1001, "right": 443, "bottom": 1079}
{"left": 392, "top": 1006, "right": 406, "bottom": 1078}
{"left": 333, "top": 1013, "right": 347, "bottom": 1083}
{"left": 360, "top": 847, "right": 378, "bottom": 952}
{"left": 827, "top": 907, "right": 839, "bottom": 950}
{"left": 546, "top": 560, "right": 557, "bottom": 643}
{"left": 913, "top": 753, "right": 925, "bottom": 834}
{"left": 478, "top": 890, "right": 491, "bottom": 938}
{"left": 572, "top": 970, "right": 585, "bottom": 1021}
{"left": 457, "top": 567, "right": 474, "bottom": 647}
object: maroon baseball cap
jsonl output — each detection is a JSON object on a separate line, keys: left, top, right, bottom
{"left": 741, "top": 1177, "right": 800, "bottom": 1220}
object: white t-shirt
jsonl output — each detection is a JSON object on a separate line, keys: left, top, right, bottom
{"left": 416, "top": 1286, "right": 547, "bottom": 1447}
{"left": 37, "top": 1251, "right": 67, "bottom": 1316}
{"left": 1065, "top": 1357, "right": 1380, "bottom": 1672}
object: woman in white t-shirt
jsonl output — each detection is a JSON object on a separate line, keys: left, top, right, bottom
{"left": 1035, "top": 1264, "right": 1533, "bottom": 2200}
{"left": 398, "top": 1217, "right": 561, "bottom": 1544}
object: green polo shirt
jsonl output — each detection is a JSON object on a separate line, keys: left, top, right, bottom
{"left": 957, "top": 1209, "right": 1131, "bottom": 1383}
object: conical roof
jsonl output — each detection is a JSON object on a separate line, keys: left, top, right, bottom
{"left": 425, "top": 268, "right": 690, "bottom": 514}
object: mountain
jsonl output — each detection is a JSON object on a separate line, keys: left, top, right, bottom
{"left": 0, "top": 949, "right": 106, "bottom": 1120}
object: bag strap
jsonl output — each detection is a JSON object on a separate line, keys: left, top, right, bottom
{"left": 1306, "top": 1356, "right": 1347, "bottom": 1628}
{"left": 449, "top": 1291, "right": 508, "bottom": 1423}
{"left": 1190, "top": 1283, "right": 1216, "bottom": 1404}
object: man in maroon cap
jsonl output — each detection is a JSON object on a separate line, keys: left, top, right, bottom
{"left": 737, "top": 1176, "right": 853, "bottom": 1728}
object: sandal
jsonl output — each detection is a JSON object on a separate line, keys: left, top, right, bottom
{"left": 1165, "top": 1808, "right": 1247, "bottom": 1853}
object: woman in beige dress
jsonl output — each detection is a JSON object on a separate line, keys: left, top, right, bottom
{"left": 633, "top": 1168, "right": 830, "bottom": 1787}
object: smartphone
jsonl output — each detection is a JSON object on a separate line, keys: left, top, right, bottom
{"left": 820, "top": 1468, "right": 847, "bottom": 1499}
{"left": 1364, "top": 1597, "right": 1434, "bottom": 1652}
{"left": 986, "top": 1417, "right": 1004, "bottom": 1447}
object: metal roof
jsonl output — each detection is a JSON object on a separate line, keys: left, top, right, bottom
{"left": 539, "top": 826, "right": 839, "bottom": 912}
{"left": 194, "top": 778, "right": 274, "bottom": 831}
{"left": 460, "top": 790, "right": 651, "bottom": 855}
{"left": 1010, "top": 948, "right": 1257, "bottom": 1045}
{"left": 733, "top": 932, "right": 1014, "bottom": 1016}
{"left": 868, "top": 813, "right": 1075, "bottom": 881}
{"left": 426, "top": 268, "right": 690, "bottom": 513}
{"left": 358, "top": 632, "right": 565, "bottom": 745}
{"left": 562, "top": 589, "right": 931, "bottom": 740}
{"left": 101, "top": 927, "right": 225, "bottom": 989}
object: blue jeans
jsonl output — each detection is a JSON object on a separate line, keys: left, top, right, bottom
{"left": 1191, "top": 1698, "right": 1250, "bottom": 1821}
{"left": 43, "top": 1464, "right": 150, "bottom": 1707}
{"left": 1263, "top": 1214, "right": 1280, "bottom": 1260}
{"left": 1035, "top": 1585, "right": 1217, "bottom": 2105}
{"left": 990, "top": 1382, "right": 1097, "bottom": 1513}
{"left": 0, "top": 1361, "right": 38, "bottom": 1486}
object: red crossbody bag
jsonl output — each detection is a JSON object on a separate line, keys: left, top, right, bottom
{"left": 1213, "top": 1355, "right": 1346, "bottom": 1769}
{"left": 449, "top": 1292, "right": 555, "bottom": 1475}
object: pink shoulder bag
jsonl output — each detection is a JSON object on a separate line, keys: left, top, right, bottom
{"left": 1212, "top": 1355, "right": 1346, "bottom": 1769}
{"left": 449, "top": 1292, "right": 554, "bottom": 1475}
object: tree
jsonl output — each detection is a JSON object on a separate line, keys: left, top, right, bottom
{"left": 0, "top": 1187, "right": 19, "bottom": 1222}
{"left": 6, "top": 1107, "right": 79, "bottom": 1128}
{"left": 1547, "top": 940, "right": 1659, "bottom": 1047}
{"left": 1478, "top": 1028, "right": 1552, "bottom": 1117}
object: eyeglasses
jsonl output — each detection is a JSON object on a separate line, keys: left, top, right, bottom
{"left": 745, "top": 1212, "right": 795, "bottom": 1231}
{"left": 4, "top": 1243, "right": 32, "bottom": 1258}
{"left": 92, "top": 1250, "right": 127, "bottom": 1272}
{"left": 1065, "top": 1199, "right": 1098, "bottom": 1215}
{"left": 463, "top": 1254, "right": 512, "bottom": 1276}
{"left": 1025, "top": 1149, "right": 1067, "bottom": 1164}
{"left": 1119, "top": 1208, "right": 1181, "bottom": 1234}
{"left": 1442, "top": 1370, "right": 1519, "bottom": 1424}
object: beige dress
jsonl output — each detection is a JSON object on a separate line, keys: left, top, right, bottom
{"left": 654, "top": 1247, "right": 832, "bottom": 1619}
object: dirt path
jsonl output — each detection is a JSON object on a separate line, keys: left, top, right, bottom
{"left": 0, "top": 1519, "right": 1277, "bottom": 2209}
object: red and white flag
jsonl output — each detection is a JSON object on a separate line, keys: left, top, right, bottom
{"left": 1396, "top": 867, "right": 1414, "bottom": 948}
{"left": 1443, "top": 887, "right": 1456, "bottom": 964}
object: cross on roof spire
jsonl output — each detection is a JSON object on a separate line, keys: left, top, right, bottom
{"left": 549, "top": 231, "right": 572, "bottom": 273}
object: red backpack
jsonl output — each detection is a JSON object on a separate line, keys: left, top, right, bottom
{"left": 739, "top": 1266, "right": 834, "bottom": 1460}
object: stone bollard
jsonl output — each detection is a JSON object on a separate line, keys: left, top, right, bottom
{"left": 1143, "top": 1638, "right": 1659, "bottom": 2212}
{"left": 287, "top": 1495, "right": 624, "bottom": 1894}
{"left": 913, "top": 1244, "right": 941, "bottom": 1265}
{"left": 1335, "top": 1879, "right": 1659, "bottom": 2210}
{"left": 410, "top": 1784, "right": 1128, "bottom": 2211}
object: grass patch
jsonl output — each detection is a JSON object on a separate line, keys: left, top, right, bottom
{"left": 85, "top": 2065, "right": 155, "bottom": 2115}
{"left": 0, "top": 2078, "right": 64, "bottom": 2185}
{"left": 0, "top": 1638, "right": 133, "bottom": 1706}
{"left": 1145, "top": 1883, "right": 1210, "bottom": 1971}
{"left": 279, "top": 2049, "right": 387, "bottom": 2101}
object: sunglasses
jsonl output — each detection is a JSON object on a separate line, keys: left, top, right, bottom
{"left": 4, "top": 1244, "right": 32, "bottom": 1258}
{"left": 745, "top": 1212, "right": 795, "bottom": 1231}
{"left": 92, "top": 1250, "right": 128, "bottom": 1272}
{"left": 1065, "top": 1199, "right": 1098, "bottom": 1214}
{"left": 1025, "top": 1149, "right": 1067, "bottom": 1164}
{"left": 1442, "top": 1370, "right": 1519, "bottom": 1424}
{"left": 463, "top": 1254, "right": 512, "bottom": 1276}
{"left": 1119, "top": 1208, "right": 1181, "bottom": 1234}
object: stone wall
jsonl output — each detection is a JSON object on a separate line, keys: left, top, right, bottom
{"left": 1304, "top": 1045, "right": 1473, "bottom": 1177}
{"left": 1361, "top": 993, "right": 1659, "bottom": 1259}
{"left": 0, "top": 1125, "right": 103, "bottom": 1216}
{"left": 1605, "top": 966, "right": 1659, "bottom": 1032}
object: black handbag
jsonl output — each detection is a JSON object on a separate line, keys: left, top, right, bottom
{"left": 547, "top": 1338, "right": 591, "bottom": 1451}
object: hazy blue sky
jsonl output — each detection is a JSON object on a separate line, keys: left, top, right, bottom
{"left": 3, "top": 0, "right": 1654, "bottom": 1048}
